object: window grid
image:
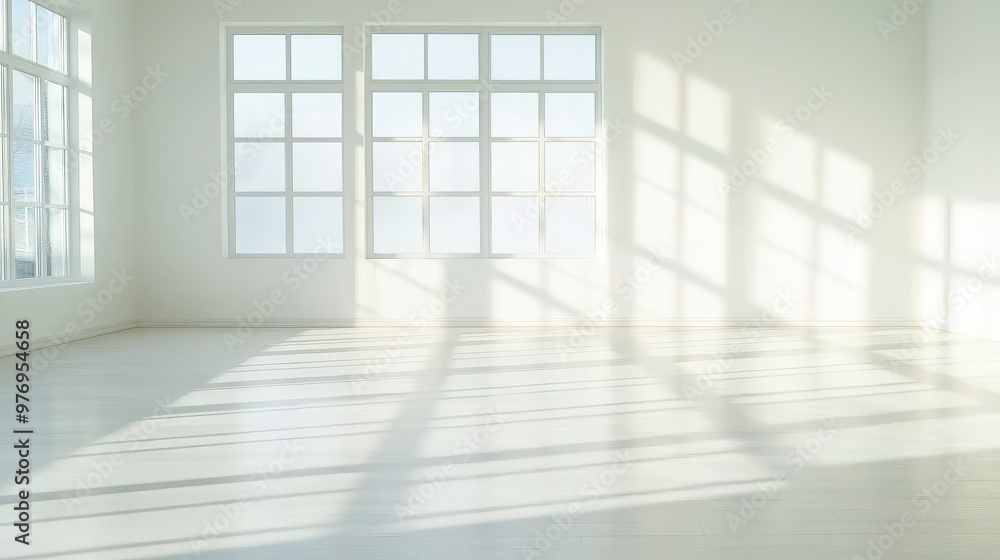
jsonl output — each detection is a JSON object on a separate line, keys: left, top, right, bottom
{"left": 226, "top": 26, "right": 345, "bottom": 259}
{"left": 1, "top": 0, "right": 74, "bottom": 288}
{"left": 366, "top": 26, "right": 603, "bottom": 259}
{"left": 10, "top": 70, "right": 69, "bottom": 280}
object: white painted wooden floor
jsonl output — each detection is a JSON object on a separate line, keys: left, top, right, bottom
{"left": 1, "top": 326, "right": 999, "bottom": 559}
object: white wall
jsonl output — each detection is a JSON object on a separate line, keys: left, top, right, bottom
{"left": 0, "top": 0, "right": 138, "bottom": 352}
{"left": 130, "top": 0, "right": 927, "bottom": 325}
{"left": 924, "top": 0, "right": 1000, "bottom": 342}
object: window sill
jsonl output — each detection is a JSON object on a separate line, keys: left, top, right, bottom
{"left": 0, "top": 278, "right": 93, "bottom": 293}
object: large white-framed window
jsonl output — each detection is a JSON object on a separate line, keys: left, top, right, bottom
{"left": 225, "top": 25, "right": 346, "bottom": 258}
{"left": 1, "top": 0, "right": 81, "bottom": 288}
{"left": 365, "top": 25, "right": 603, "bottom": 258}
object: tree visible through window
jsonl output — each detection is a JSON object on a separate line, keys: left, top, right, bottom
{"left": 2, "top": 0, "right": 73, "bottom": 286}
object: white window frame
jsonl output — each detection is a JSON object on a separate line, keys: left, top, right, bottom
{"left": 0, "top": 0, "right": 81, "bottom": 290}
{"left": 224, "top": 24, "right": 346, "bottom": 259}
{"left": 364, "top": 24, "right": 604, "bottom": 259}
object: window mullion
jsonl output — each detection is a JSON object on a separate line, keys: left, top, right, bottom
{"left": 1, "top": 63, "right": 6, "bottom": 282}
{"left": 33, "top": 71, "right": 43, "bottom": 277}
{"left": 4, "top": 66, "right": 11, "bottom": 281}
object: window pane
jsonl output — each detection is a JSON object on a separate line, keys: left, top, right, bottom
{"left": 429, "top": 92, "right": 479, "bottom": 138}
{"left": 373, "top": 142, "right": 423, "bottom": 192}
{"left": 0, "top": 209, "right": 5, "bottom": 281}
{"left": 79, "top": 90, "right": 93, "bottom": 151}
{"left": 0, "top": 68, "right": 5, "bottom": 131}
{"left": 294, "top": 197, "right": 343, "bottom": 254}
{"left": 291, "top": 35, "right": 342, "bottom": 80}
{"left": 372, "top": 34, "right": 424, "bottom": 80}
{"left": 430, "top": 142, "right": 479, "bottom": 192}
{"left": 234, "top": 35, "right": 286, "bottom": 80}
{"left": 79, "top": 30, "right": 92, "bottom": 84}
{"left": 13, "top": 142, "right": 36, "bottom": 202}
{"left": 45, "top": 82, "right": 66, "bottom": 145}
{"left": 293, "top": 142, "right": 343, "bottom": 192}
{"left": 36, "top": 5, "right": 66, "bottom": 73}
{"left": 12, "top": 0, "right": 30, "bottom": 59}
{"left": 546, "top": 197, "right": 596, "bottom": 254}
{"left": 430, "top": 197, "right": 480, "bottom": 254}
{"left": 545, "top": 142, "right": 596, "bottom": 193}
{"left": 233, "top": 142, "right": 285, "bottom": 192}
{"left": 233, "top": 93, "right": 285, "bottom": 138}
{"left": 545, "top": 93, "right": 596, "bottom": 137}
{"left": 45, "top": 208, "right": 67, "bottom": 277}
{"left": 373, "top": 197, "right": 422, "bottom": 254}
{"left": 491, "top": 142, "right": 538, "bottom": 192}
{"left": 292, "top": 93, "right": 341, "bottom": 138}
{"left": 12, "top": 71, "right": 36, "bottom": 139}
{"left": 492, "top": 197, "right": 539, "bottom": 254}
{"left": 372, "top": 92, "right": 422, "bottom": 138}
{"left": 80, "top": 152, "right": 94, "bottom": 212}
{"left": 544, "top": 35, "right": 596, "bottom": 80}
{"left": 14, "top": 207, "right": 37, "bottom": 279}
{"left": 45, "top": 147, "right": 67, "bottom": 203}
{"left": 235, "top": 197, "right": 285, "bottom": 254}
{"left": 491, "top": 35, "right": 540, "bottom": 81}
{"left": 491, "top": 93, "right": 539, "bottom": 138}
{"left": 428, "top": 34, "right": 479, "bottom": 80}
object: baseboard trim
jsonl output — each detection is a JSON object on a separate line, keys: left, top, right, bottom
{"left": 135, "top": 318, "right": 926, "bottom": 329}
{"left": 0, "top": 321, "right": 139, "bottom": 359}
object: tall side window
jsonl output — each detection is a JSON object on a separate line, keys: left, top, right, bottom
{"left": 226, "top": 27, "right": 345, "bottom": 258}
{"left": 365, "top": 26, "right": 602, "bottom": 258}
{"left": 2, "top": 0, "right": 76, "bottom": 286}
